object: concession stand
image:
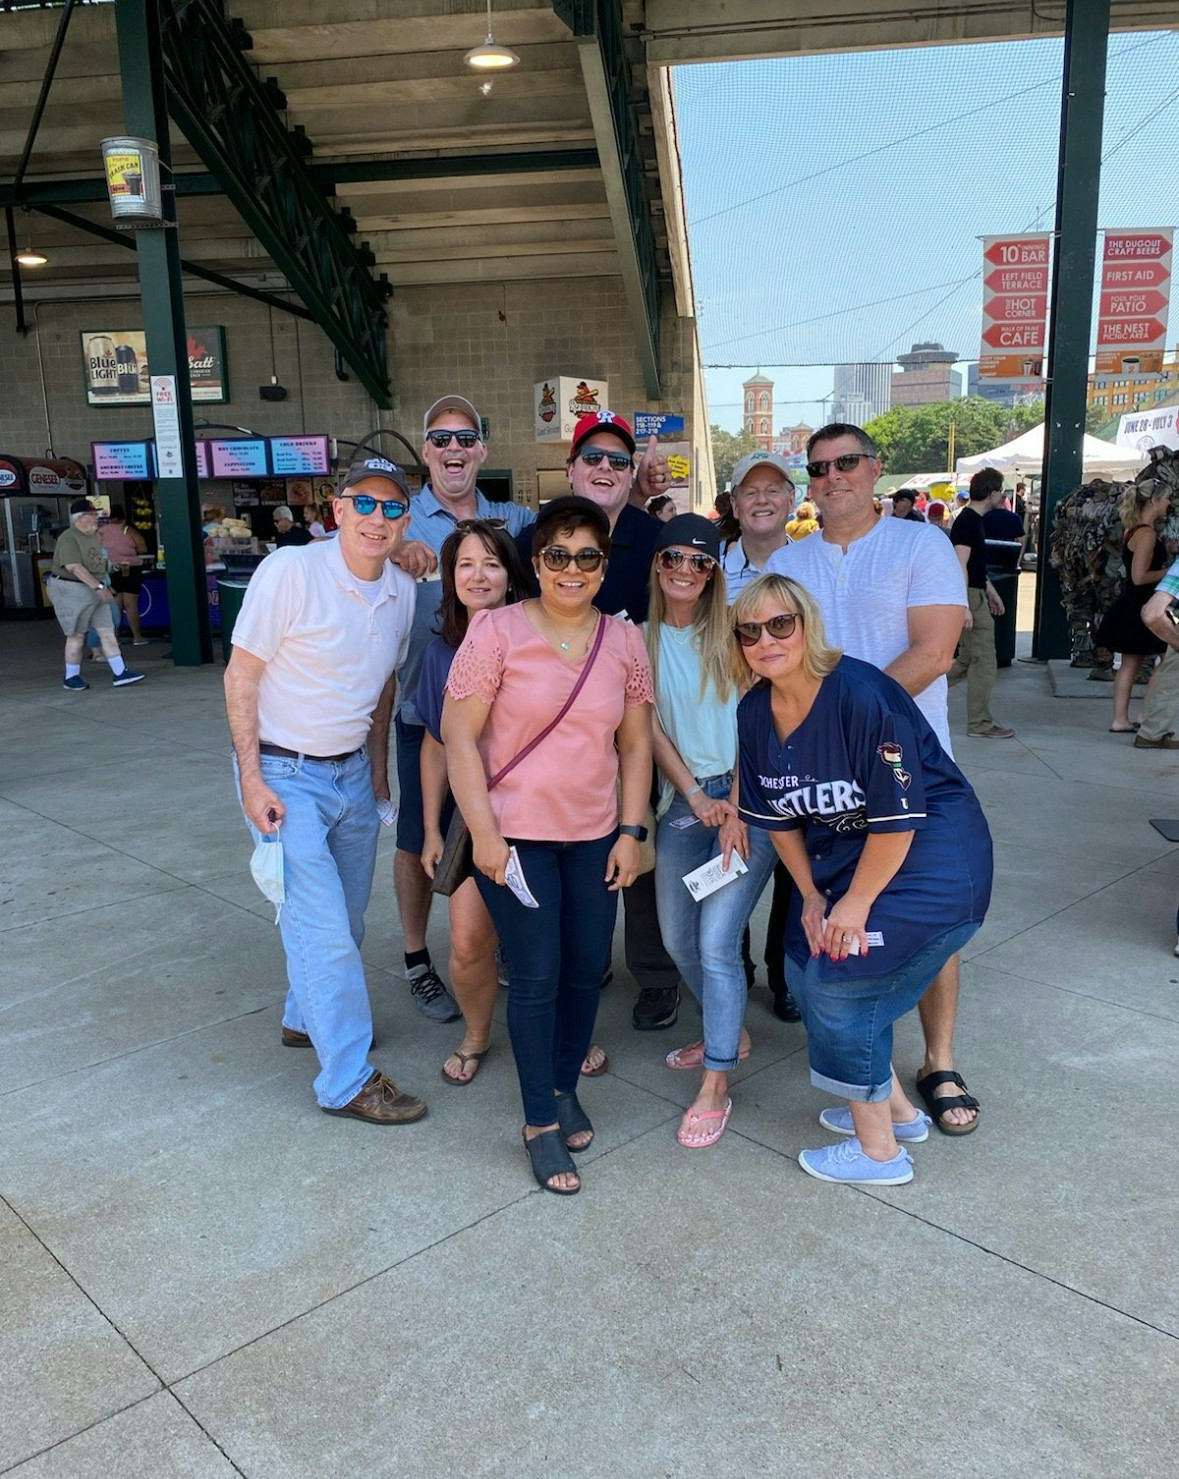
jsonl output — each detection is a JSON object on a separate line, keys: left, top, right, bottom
{"left": 0, "top": 454, "right": 91, "bottom": 615}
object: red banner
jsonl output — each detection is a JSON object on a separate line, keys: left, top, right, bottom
{"left": 1095, "top": 229, "right": 1172, "bottom": 374}
{"left": 979, "top": 234, "right": 1051, "bottom": 379}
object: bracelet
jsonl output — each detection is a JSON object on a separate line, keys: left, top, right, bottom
{"left": 685, "top": 784, "right": 702, "bottom": 799}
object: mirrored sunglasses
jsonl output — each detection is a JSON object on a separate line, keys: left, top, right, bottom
{"left": 426, "top": 429, "right": 480, "bottom": 449}
{"left": 341, "top": 494, "right": 407, "bottom": 520}
{"left": 657, "top": 549, "right": 715, "bottom": 574}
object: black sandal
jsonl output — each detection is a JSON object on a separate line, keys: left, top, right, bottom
{"left": 915, "top": 1070, "right": 980, "bottom": 1136}
{"left": 522, "top": 1127, "right": 581, "bottom": 1194}
{"left": 554, "top": 1090, "right": 594, "bottom": 1152}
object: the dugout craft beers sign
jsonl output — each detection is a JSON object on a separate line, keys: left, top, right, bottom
{"left": 1095, "top": 229, "right": 1172, "bottom": 376}
{"left": 534, "top": 377, "right": 610, "bottom": 442}
{"left": 80, "top": 327, "right": 228, "bottom": 406}
{"left": 978, "top": 234, "right": 1051, "bottom": 380}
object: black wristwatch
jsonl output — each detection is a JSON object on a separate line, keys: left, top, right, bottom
{"left": 619, "top": 823, "right": 649, "bottom": 842}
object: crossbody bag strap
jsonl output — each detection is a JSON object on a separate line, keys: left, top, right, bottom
{"left": 487, "top": 614, "right": 608, "bottom": 790}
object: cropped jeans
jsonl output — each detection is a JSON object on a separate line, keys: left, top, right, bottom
{"left": 476, "top": 832, "right": 617, "bottom": 1127}
{"left": 654, "top": 774, "right": 779, "bottom": 1070}
{"left": 234, "top": 748, "right": 379, "bottom": 1109}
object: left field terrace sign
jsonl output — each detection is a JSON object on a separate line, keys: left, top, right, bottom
{"left": 81, "top": 328, "right": 228, "bottom": 405}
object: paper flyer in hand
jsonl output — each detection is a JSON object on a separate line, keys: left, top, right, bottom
{"left": 682, "top": 851, "right": 747, "bottom": 900}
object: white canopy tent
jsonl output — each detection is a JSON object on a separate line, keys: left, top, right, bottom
{"left": 955, "top": 424, "right": 1145, "bottom": 480}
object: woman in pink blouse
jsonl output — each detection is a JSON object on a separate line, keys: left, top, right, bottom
{"left": 443, "top": 496, "right": 654, "bottom": 1196}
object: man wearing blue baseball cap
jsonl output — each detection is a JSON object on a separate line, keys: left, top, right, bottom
{"left": 224, "top": 456, "right": 427, "bottom": 1126}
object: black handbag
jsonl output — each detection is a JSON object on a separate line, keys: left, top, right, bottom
{"left": 431, "top": 616, "right": 607, "bottom": 896}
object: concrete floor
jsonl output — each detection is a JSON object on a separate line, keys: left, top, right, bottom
{"left": 2, "top": 590, "right": 1178, "bottom": 1477}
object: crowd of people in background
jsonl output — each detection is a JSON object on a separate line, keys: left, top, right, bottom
{"left": 220, "top": 403, "right": 1025, "bottom": 1196}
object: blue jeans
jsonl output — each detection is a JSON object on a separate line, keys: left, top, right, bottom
{"left": 787, "top": 920, "right": 980, "bottom": 1101}
{"left": 475, "top": 833, "right": 617, "bottom": 1126}
{"left": 654, "top": 774, "right": 779, "bottom": 1070}
{"left": 234, "top": 749, "right": 379, "bottom": 1109}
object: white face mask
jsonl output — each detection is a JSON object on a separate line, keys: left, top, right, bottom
{"left": 250, "top": 823, "right": 285, "bottom": 924}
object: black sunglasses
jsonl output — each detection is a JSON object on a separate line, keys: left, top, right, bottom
{"left": 733, "top": 612, "right": 800, "bottom": 647}
{"left": 453, "top": 518, "right": 507, "bottom": 532}
{"left": 657, "top": 549, "right": 715, "bottom": 574}
{"left": 538, "top": 546, "right": 606, "bottom": 573}
{"left": 426, "top": 429, "right": 480, "bottom": 449}
{"left": 340, "top": 493, "right": 407, "bottom": 520}
{"left": 577, "top": 447, "right": 633, "bottom": 472}
{"left": 805, "top": 452, "right": 875, "bottom": 479}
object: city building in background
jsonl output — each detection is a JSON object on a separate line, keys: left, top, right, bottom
{"left": 832, "top": 362, "right": 892, "bottom": 424}
{"left": 1087, "top": 346, "right": 1178, "bottom": 421}
{"left": 891, "top": 342, "right": 962, "bottom": 407}
{"left": 966, "top": 365, "right": 1044, "bottom": 407}
{"left": 743, "top": 372, "right": 775, "bottom": 449}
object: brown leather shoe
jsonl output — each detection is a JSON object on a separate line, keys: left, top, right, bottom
{"left": 281, "top": 1026, "right": 312, "bottom": 1048}
{"left": 1134, "top": 732, "right": 1179, "bottom": 749}
{"left": 322, "top": 1072, "right": 427, "bottom": 1125}
{"left": 968, "top": 723, "right": 1015, "bottom": 739}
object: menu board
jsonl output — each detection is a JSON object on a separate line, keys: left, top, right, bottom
{"left": 269, "top": 435, "right": 330, "bottom": 477}
{"left": 209, "top": 438, "right": 268, "bottom": 478}
{"left": 92, "top": 440, "right": 154, "bottom": 481}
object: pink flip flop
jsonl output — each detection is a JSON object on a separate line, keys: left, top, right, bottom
{"left": 665, "top": 1040, "right": 749, "bottom": 1071}
{"left": 676, "top": 1098, "right": 733, "bottom": 1149}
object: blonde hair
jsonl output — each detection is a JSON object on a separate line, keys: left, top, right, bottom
{"left": 730, "top": 573, "right": 842, "bottom": 687}
{"left": 645, "top": 553, "right": 735, "bottom": 705}
{"left": 1119, "top": 483, "right": 1166, "bottom": 531}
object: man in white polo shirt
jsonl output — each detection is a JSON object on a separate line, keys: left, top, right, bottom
{"left": 767, "top": 423, "right": 981, "bottom": 1136}
{"left": 224, "top": 457, "right": 426, "bottom": 1126}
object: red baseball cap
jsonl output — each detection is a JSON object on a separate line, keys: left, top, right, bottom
{"left": 569, "top": 410, "right": 636, "bottom": 458}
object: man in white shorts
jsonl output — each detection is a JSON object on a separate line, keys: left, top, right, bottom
{"left": 767, "top": 423, "right": 981, "bottom": 1135}
{"left": 224, "top": 457, "right": 426, "bottom": 1126}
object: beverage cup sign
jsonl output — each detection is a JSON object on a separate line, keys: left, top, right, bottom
{"left": 1122, "top": 356, "right": 1141, "bottom": 374}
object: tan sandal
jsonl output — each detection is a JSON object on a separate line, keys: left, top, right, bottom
{"left": 440, "top": 1048, "right": 488, "bottom": 1086}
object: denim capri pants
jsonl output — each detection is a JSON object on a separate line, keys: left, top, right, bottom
{"left": 787, "top": 919, "right": 979, "bottom": 1102}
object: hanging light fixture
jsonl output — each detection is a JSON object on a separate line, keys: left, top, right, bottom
{"left": 464, "top": 0, "right": 519, "bottom": 70}
{"left": 13, "top": 210, "right": 48, "bottom": 268}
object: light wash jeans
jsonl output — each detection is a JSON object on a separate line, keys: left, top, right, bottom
{"left": 654, "top": 773, "right": 779, "bottom": 1070}
{"left": 234, "top": 749, "right": 379, "bottom": 1108}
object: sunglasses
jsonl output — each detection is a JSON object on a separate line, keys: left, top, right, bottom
{"left": 453, "top": 518, "right": 507, "bottom": 532}
{"left": 340, "top": 494, "right": 407, "bottom": 520}
{"left": 538, "top": 545, "right": 606, "bottom": 573}
{"left": 426, "top": 429, "right": 480, "bottom": 449}
{"left": 657, "top": 549, "right": 715, "bottom": 574}
{"left": 733, "top": 612, "right": 800, "bottom": 646}
{"left": 577, "top": 447, "right": 633, "bottom": 472}
{"left": 804, "top": 452, "right": 875, "bottom": 479}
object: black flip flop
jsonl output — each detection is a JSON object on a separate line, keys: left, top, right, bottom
{"left": 915, "top": 1070, "right": 980, "bottom": 1136}
{"left": 555, "top": 1090, "right": 594, "bottom": 1152}
{"left": 522, "top": 1127, "right": 581, "bottom": 1194}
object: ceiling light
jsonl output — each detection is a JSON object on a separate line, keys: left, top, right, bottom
{"left": 464, "top": 0, "right": 519, "bottom": 69}
{"left": 14, "top": 246, "right": 47, "bottom": 268}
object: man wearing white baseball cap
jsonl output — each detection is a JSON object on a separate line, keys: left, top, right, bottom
{"left": 722, "top": 451, "right": 796, "bottom": 600}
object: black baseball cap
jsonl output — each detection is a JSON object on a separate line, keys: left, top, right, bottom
{"left": 653, "top": 512, "right": 721, "bottom": 563}
{"left": 339, "top": 457, "right": 410, "bottom": 498}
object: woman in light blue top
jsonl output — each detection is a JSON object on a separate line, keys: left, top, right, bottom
{"left": 646, "top": 515, "right": 778, "bottom": 1149}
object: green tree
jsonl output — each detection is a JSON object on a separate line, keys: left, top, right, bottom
{"left": 864, "top": 398, "right": 1020, "bottom": 474}
{"left": 710, "top": 425, "right": 759, "bottom": 490}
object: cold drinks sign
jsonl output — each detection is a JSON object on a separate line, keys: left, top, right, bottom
{"left": 81, "top": 327, "right": 228, "bottom": 405}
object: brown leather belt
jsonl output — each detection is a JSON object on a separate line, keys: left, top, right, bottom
{"left": 259, "top": 742, "right": 363, "bottom": 764}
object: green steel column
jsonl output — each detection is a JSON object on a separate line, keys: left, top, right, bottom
{"left": 113, "top": 0, "right": 212, "bottom": 665}
{"left": 1033, "top": 0, "right": 1110, "bottom": 660}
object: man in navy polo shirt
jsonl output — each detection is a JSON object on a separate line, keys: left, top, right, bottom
{"left": 393, "top": 393, "right": 534, "bottom": 1022}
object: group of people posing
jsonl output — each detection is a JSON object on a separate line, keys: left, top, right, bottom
{"left": 224, "top": 400, "right": 995, "bottom": 1197}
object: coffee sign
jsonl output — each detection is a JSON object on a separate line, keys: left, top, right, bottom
{"left": 81, "top": 327, "right": 228, "bottom": 405}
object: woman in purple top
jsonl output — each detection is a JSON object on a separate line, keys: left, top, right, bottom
{"left": 418, "top": 521, "right": 530, "bottom": 1087}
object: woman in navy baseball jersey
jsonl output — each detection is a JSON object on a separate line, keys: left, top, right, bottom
{"left": 732, "top": 573, "right": 993, "bottom": 1186}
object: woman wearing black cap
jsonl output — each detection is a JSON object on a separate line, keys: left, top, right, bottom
{"left": 645, "top": 514, "right": 778, "bottom": 1149}
{"left": 443, "top": 496, "right": 654, "bottom": 1195}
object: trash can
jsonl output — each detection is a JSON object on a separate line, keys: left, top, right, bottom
{"left": 985, "top": 540, "right": 1023, "bottom": 668}
{"left": 217, "top": 578, "right": 251, "bottom": 664}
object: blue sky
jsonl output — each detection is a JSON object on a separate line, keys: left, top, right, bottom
{"left": 673, "top": 31, "right": 1179, "bottom": 431}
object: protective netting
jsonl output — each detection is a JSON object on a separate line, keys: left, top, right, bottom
{"left": 676, "top": 31, "right": 1179, "bottom": 396}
